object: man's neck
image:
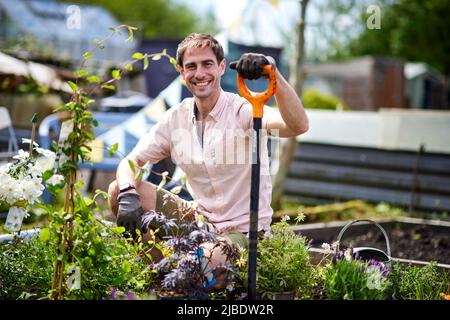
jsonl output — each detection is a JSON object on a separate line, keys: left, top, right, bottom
{"left": 194, "top": 89, "right": 221, "bottom": 121}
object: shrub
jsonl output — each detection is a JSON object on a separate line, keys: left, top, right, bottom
{"left": 144, "top": 209, "right": 239, "bottom": 300}
{"left": 237, "top": 216, "right": 316, "bottom": 299}
{"left": 0, "top": 236, "right": 53, "bottom": 299}
{"left": 390, "top": 261, "right": 450, "bottom": 300}
{"left": 0, "top": 222, "right": 154, "bottom": 300}
{"left": 302, "top": 88, "right": 347, "bottom": 110}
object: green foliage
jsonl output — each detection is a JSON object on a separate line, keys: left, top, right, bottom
{"left": 1, "top": 76, "right": 49, "bottom": 96}
{"left": 323, "top": 253, "right": 391, "bottom": 300}
{"left": 0, "top": 237, "right": 54, "bottom": 299}
{"left": 348, "top": 0, "right": 450, "bottom": 76}
{"left": 302, "top": 88, "right": 347, "bottom": 110}
{"left": 0, "top": 24, "right": 184, "bottom": 300}
{"left": 237, "top": 217, "right": 316, "bottom": 299}
{"left": 44, "top": 25, "right": 176, "bottom": 299}
{"left": 390, "top": 261, "right": 450, "bottom": 300}
{"left": 277, "top": 199, "right": 404, "bottom": 223}
{"left": 0, "top": 223, "right": 154, "bottom": 300}
{"left": 63, "top": 0, "right": 219, "bottom": 38}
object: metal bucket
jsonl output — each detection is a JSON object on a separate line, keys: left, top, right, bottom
{"left": 336, "top": 219, "right": 391, "bottom": 266}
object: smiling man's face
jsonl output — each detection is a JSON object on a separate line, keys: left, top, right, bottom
{"left": 179, "top": 46, "right": 225, "bottom": 100}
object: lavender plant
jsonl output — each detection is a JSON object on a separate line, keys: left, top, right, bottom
{"left": 323, "top": 248, "right": 391, "bottom": 300}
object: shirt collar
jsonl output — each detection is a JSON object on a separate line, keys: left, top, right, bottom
{"left": 190, "top": 90, "right": 227, "bottom": 124}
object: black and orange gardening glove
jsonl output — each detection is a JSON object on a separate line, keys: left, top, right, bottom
{"left": 229, "top": 53, "right": 276, "bottom": 80}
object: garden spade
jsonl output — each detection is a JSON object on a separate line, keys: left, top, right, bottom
{"left": 232, "top": 63, "right": 276, "bottom": 300}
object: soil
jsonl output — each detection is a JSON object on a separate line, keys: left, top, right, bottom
{"left": 305, "top": 222, "right": 450, "bottom": 265}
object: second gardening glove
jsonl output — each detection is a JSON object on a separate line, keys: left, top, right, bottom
{"left": 117, "top": 192, "right": 145, "bottom": 239}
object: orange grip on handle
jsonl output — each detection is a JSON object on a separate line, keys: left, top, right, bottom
{"left": 237, "top": 65, "right": 276, "bottom": 118}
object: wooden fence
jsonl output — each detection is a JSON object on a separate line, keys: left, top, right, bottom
{"left": 283, "top": 142, "right": 450, "bottom": 214}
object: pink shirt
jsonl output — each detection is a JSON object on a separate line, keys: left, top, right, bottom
{"left": 130, "top": 90, "right": 276, "bottom": 233}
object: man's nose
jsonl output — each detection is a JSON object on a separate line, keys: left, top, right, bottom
{"left": 194, "top": 66, "right": 206, "bottom": 78}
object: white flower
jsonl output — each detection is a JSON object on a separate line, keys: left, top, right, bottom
{"left": 366, "top": 265, "right": 388, "bottom": 290}
{"left": 13, "top": 149, "right": 30, "bottom": 161}
{"left": 35, "top": 147, "right": 54, "bottom": 158}
{"left": 331, "top": 241, "right": 340, "bottom": 250}
{"left": 22, "top": 138, "right": 39, "bottom": 147}
{"left": 344, "top": 248, "right": 352, "bottom": 261}
{"left": 47, "top": 174, "right": 65, "bottom": 186}
{"left": 0, "top": 142, "right": 50, "bottom": 206}
{"left": 4, "top": 182, "right": 21, "bottom": 205}
{"left": 0, "top": 163, "right": 11, "bottom": 174}
{"left": 321, "top": 242, "right": 331, "bottom": 251}
{"left": 35, "top": 152, "right": 56, "bottom": 172}
{"left": 29, "top": 163, "right": 43, "bottom": 178}
{"left": 22, "top": 177, "right": 44, "bottom": 204}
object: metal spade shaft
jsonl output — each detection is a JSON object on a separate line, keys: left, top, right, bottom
{"left": 235, "top": 65, "right": 276, "bottom": 300}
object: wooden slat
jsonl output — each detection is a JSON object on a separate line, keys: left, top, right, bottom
{"left": 284, "top": 142, "right": 450, "bottom": 215}
{"left": 294, "top": 143, "right": 450, "bottom": 174}
{"left": 288, "top": 161, "right": 450, "bottom": 194}
{"left": 284, "top": 178, "right": 450, "bottom": 213}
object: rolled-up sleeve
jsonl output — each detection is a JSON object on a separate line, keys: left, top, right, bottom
{"left": 129, "top": 112, "right": 172, "bottom": 164}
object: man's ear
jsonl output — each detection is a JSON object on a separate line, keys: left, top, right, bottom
{"left": 219, "top": 59, "right": 226, "bottom": 76}
{"left": 178, "top": 65, "right": 185, "bottom": 78}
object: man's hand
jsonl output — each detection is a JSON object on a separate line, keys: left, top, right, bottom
{"left": 229, "top": 53, "right": 276, "bottom": 80}
{"left": 117, "top": 192, "right": 144, "bottom": 238}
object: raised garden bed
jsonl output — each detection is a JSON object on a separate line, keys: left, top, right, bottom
{"left": 292, "top": 217, "right": 450, "bottom": 266}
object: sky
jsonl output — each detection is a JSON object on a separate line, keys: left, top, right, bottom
{"left": 180, "top": 0, "right": 300, "bottom": 47}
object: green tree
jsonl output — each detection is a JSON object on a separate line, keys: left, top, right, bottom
{"left": 348, "top": 0, "right": 450, "bottom": 78}
{"left": 60, "top": 0, "right": 219, "bottom": 38}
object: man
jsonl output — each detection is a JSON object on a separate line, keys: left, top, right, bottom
{"left": 108, "top": 33, "right": 308, "bottom": 286}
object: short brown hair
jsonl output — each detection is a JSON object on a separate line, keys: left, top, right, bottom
{"left": 176, "top": 33, "right": 225, "bottom": 67}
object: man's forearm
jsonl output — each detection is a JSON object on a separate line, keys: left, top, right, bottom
{"left": 116, "top": 157, "right": 143, "bottom": 188}
{"left": 274, "top": 69, "right": 309, "bottom": 135}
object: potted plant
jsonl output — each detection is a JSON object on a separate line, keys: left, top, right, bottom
{"left": 236, "top": 216, "right": 317, "bottom": 300}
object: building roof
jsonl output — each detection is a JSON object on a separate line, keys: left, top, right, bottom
{"left": 304, "top": 56, "right": 375, "bottom": 79}
{"left": 404, "top": 62, "right": 444, "bottom": 81}
{"left": 0, "top": 0, "right": 137, "bottom": 69}
{"left": 0, "top": 51, "right": 71, "bottom": 92}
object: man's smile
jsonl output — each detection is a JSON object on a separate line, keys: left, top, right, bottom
{"left": 193, "top": 80, "right": 211, "bottom": 87}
